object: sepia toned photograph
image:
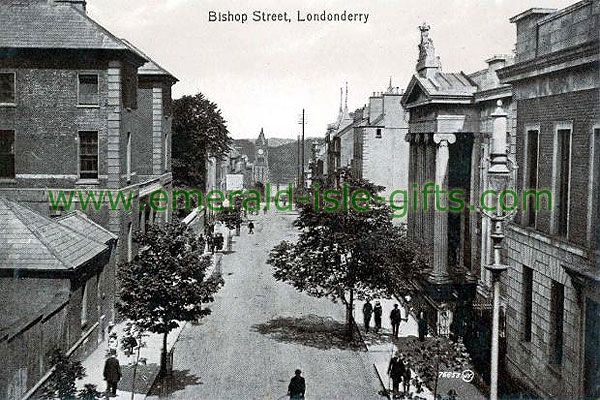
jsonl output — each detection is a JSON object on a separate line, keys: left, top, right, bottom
{"left": 0, "top": 0, "right": 598, "bottom": 399}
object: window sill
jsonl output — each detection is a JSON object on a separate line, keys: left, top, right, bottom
{"left": 76, "top": 179, "right": 100, "bottom": 185}
{"left": 0, "top": 103, "right": 16, "bottom": 107}
{"left": 77, "top": 104, "right": 100, "bottom": 109}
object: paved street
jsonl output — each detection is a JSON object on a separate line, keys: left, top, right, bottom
{"left": 149, "top": 211, "right": 381, "bottom": 399}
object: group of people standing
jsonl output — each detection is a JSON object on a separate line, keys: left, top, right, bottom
{"left": 362, "top": 301, "right": 408, "bottom": 337}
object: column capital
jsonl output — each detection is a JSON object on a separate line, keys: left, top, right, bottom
{"left": 433, "top": 133, "right": 456, "bottom": 145}
{"left": 423, "top": 133, "right": 434, "bottom": 145}
{"left": 404, "top": 133, "right": 415, "bottom": 143}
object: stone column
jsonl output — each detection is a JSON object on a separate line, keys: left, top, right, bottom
{"left": 415, "top": 134, "right": 424, "bottom": 241}
{"left": 429, "top": 133, "right": 455, "bottom": 284}
{"left": 424, "top": 134, "right": 436, "bottom": 265}
{"left": 405, "top": 133, "right": 415, "bottom": 238}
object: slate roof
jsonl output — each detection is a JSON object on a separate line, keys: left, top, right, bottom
{"left": 402, "top": 71, "right": 478, "bottom": 108}
{"left": 0, "top": 1, "right": 143, "bottom": 62}
{"left": 121, "top": 39, "right": 178, "bottom": 80}
{"left": 0, "top": 197, "right": 108, "bottom": 271}
{"left": 414, "top": 72, "right": 477, "bottom": 97}
{"left": 56, "top": 211, "right": 117, "bottom": 245}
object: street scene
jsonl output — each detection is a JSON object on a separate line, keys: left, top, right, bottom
{"left": 1, "top": 0, "right": 599, "bottom": 399}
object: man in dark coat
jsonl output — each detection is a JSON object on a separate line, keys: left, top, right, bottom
{"left": 288, "top": 369, "right": 306, "bottom": 399}
{"left": 248, "top": 221, "right": 255, "bottom": 234}
{"left": 388, "top": 353, "right": 405, "bottom": 398}
{"left": 373, "top": 301, "right": 383, "bottom": 332}
{"left": 103, "top": 353, "right": 121, "bottom": 397}
{"left": 363, "top": 301, "right": 373, "bottom": 333}
{"left": 390, "top": 304, "right": 402, "bottom": 338}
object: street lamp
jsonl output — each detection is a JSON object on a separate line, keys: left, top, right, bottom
{"left": 484, "top": 100, "right": 512, "bottom": 400}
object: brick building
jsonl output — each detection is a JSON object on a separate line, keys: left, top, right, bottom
{"left": 497, "top": 1, "right": 600, "bottom": 397}
{"left": 401, "top": 22, "right": 518, "bottom": 382}
{"left": 0, "top": 0, "right": 176, "bottom": 306}
{"left": 0, "top": 1, "right": 177, "bottom": 394}
{"left": 0, "top": 197, "right": 116, "bottom": 399}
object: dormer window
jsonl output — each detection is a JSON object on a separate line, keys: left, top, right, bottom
{"left": 78, "top": 74, "right": 99, "bottom": 106}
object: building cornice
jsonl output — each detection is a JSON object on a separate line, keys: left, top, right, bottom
{"left": 497, "top": 40, "right": 599, "bottom": 84}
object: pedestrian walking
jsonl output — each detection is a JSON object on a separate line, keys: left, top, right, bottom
{"left": 103, "top": 351, "right": 121, "bottom": 397}
{"left": 402, "top": 359, "right": 412, "bottom": 396}
{"left": 287, "top": 369, "right": 306, "bottom": 399}
{"left": 217, "top": 233, "right": 225, "bottom": 251}
{"left": 387, "top": 352, "right": 405, "bottom": 399}
{"left": 418, "top": 311, "right": 428, "bottom": 341}
{"left": 390, "top": 304, "right": 402, "bottom": 338}
{"left": 373, "top": 301, "right": 383, "bottom": 332}
{"left": 248, "top": 221, "right": 255, "bottom": 234}
{"left": 363, "top": 301, "right": 373, "bottom": 333}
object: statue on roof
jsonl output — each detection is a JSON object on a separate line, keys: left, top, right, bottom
{"left": 416, "top": 22, "right": 442, "bottom": 77}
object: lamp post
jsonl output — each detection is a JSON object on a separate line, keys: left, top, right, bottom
{"left": 485, "top": 100, "right": 511, "bottom": 400}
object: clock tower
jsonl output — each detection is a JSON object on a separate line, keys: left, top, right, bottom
{"left": 253, "top": 128, "right": 269, "bottom": 184}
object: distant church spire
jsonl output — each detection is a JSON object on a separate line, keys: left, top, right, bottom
{"left": 386, "top": 76, "right": 394, "bottom": 94}
{"left": 344, "top": 81, "right": 348, "bottom": 111}
{"left": 339, "top": 87, "right": 343, "bottom": 113}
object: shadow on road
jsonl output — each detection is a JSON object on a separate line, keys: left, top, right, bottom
{"left": 119, "top": 362, "right": 161, "bottom": 394}
{"left": 252, "top": 314, "right": 365, "bottom": 351}
{"left": 148, "top": 369, "right": 203, "bottom": 398}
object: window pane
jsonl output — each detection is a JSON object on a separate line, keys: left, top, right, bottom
{"left": 526, "top": 130, "right": 539, "bottom": 227}
{"left": 0, "top": 130, "right": 15, "bottom": 178}
{"left": 523, "top": 266, "right": 533, "bottom": 342}
{"left": 79, "top": 131, "right": 98, "bottom": 179}
{"left": 78, "top": 74, "right": 98, "bottom": 105}
{"left": 558, "top": 129, "right": 571, "bottom": 237}
{"left": 0, "top": 73, "right": 15, "bottom": 104}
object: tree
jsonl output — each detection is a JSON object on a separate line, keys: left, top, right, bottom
{"left": 42, "top": 349, "right": 86, "bottom": 400}
{"left": 217, "top": 206, "right": 243, "bottom": 235}
{"left": 395, "top": 335, "right": 472, "bottom": 398}
{"left": 268, "top": 174, "right": 424, "bottom": 337}
{"left": 117, "top": 222, "right": 223, "bottom": 374}
{"left": 172, "top": 93, "right": 233, "bottom": 188}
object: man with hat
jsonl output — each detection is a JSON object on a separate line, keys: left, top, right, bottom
{"left": 288, "top": 369, "right": 306, "bottom": 399}
{"left": 388, "top": 352, "right": 405, "bottom": 398}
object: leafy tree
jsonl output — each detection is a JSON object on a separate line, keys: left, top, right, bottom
{"left": 217, "top": 207, "right": 243, "bottom": 231}
{"left": 172, "top": 93, "right": 233, "bottom": 188}
{"left": 268, "top": 174, "right": 424, "bottom": 337}
{"left": 395, "top": 335, "right": 472, "bottom": 398}
{"left": 42, "top": 349, "right": 86, "bottom": 400}
{"left": 77, "top": 384, "right": 102, "bottom": 400}
{"left": 117, "top": 223, "right": 223, "bottom": 374}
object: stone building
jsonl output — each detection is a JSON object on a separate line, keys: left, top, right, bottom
{"left": 0, "top": 197, "right": 116, "bottom": 399}
{"left": 401, "top": 22, "right": 517, "bottom": 381}
{"left": 0, "top": 0, "right": 176, "bottom": 272}
{"left": 497, "top": 1, "right": 600, "bottom": 397}
{"left": 318, "top": 82, "right": 410, "bottom": 214}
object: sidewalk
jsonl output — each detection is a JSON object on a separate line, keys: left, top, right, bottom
{"left": 355, "top": 297, "right": 485, "bottom": 400}
{"left": 77, "top": 253, "right": 223, "bottom": 399}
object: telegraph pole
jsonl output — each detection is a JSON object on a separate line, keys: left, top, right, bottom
{"left": 300, "top": 109, "right": 305, "bottom": 189}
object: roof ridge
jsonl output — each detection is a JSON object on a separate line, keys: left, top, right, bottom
{"left": 56, "top": 210, "right": 117, "bottom": 243}
{"left": 4, "top": 199, "right": 75, "bottom": 269}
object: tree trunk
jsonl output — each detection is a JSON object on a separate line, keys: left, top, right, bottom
{"left": 160, "top": 331, "right": 168, "bottom": 376}
{"left": 131, "top": 344, "right": 141, "bottom": 400}
{"left": 347, "top": 287, "right": 354, "bottom": 339}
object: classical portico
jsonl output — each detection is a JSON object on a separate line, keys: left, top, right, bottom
{"left": 402, "top": 23, "right": 478, "bottom": 289}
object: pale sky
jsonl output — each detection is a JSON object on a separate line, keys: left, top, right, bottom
{"left": 88, "top": 0, "right": 573, "bottom": 140}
